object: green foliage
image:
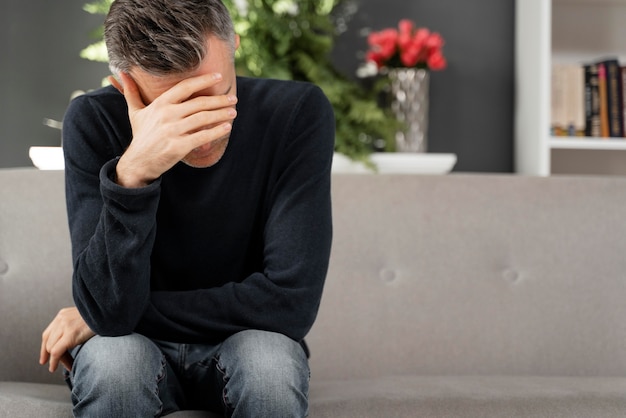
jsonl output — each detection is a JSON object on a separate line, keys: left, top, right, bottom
{"left": 80, "top": 0, "right": 399, "bottom": 160}
{"left": 223, "top": 0, "right": 398, "bottom": 159}
{"left": 80, "top": 0, "right": 112, "bottom": 62}
{"left": 83, "top": 0, "right": 113, "bottom": 15}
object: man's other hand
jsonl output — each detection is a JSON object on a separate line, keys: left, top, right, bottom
{"left": 40, "top": 307, "right": 96, "bottom": 373}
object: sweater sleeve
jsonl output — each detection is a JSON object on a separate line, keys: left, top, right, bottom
{"left": 62, "top": 93, "right": 161, "bottom": 336}
{"left": 135, "top": 84, "right": 335, "bottom": 343}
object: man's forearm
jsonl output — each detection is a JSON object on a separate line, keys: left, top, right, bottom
{"left": 68, "top": 159, "right": 160, "bottom": 335}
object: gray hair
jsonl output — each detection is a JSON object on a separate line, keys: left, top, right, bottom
{"left": 104, "top": 0, "right": 236, "bottom": 76}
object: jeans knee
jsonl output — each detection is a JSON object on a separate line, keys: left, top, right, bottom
{"left": 218, "top": 330, "right": 309, "bottom": 417}
{"left": 73, "top": 334, "right": 162, "bottom": 382}
{"left": 69, "top": 334, "right": 165, "bottom": 417}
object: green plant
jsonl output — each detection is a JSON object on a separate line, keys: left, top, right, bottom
{"left": 80, "top": 0, "right": 113, "bottom": 64}
{"left": 81, "top": 0, "right": 400, "bottom": 160}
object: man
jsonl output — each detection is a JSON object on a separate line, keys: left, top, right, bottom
{"left": 39, "top": 0, "right": 334, "bottom": 416}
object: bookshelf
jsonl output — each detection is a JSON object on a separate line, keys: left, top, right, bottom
{"left": 515, "top": 0, "right": 626, "bottom": 176}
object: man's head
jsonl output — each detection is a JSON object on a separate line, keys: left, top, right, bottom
{"left": 104, "top": 0, "right": 236, "bottom": 77}
{"left": 104, "top": 0, "right": 239, "bottom": 169}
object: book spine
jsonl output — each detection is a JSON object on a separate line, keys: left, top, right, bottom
{"left": 598, "top": 62, "right": 610, "bottom": 138}
{"left": 621, "top": 66, "right": 626, "bottom": 137}
{"left": 585, "top": 64, "right": 601, "bottom": 137}
{"left": 551, "top": 64, "right": 565, "bottom": 136}
{"left": 604, "top": 59, "right": 624, "bottom": 137}
{"left": 584, "top": 65, "right": 593, "bottom": 136}
{"left": 570, "top": 65, "right": 585, "bottom": 136}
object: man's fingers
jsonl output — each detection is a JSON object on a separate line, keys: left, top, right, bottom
{"left": 179, "top": 94, "right": 237, "bottom": 119}
{"left": 40, "top": 326, "right": 49, "bottom": 363}
{"left": 161, "top": 72, "right": 224, "bottom": 104}
{"left": 118, "top": 72, "right": 146, "bottom": 112}
{"left": 59, "top": 352, "right": 74, "bottom": 372}
{"left": 184, "top": 106, "right": 237, "bottom": 134}
{"left": 39, "top": 325, "right": 57, "bottom": 366}
{"left": 39, "top": 334, "right": 50, "bottom": 366}
{"left": 188, "top": 122, "right": 233, "bottom": 150}
{"left": 42, "top": 327, "right": 63, "bottom": 372}
{"left": 47, "top": 335, "right": 72, "bottom": 373}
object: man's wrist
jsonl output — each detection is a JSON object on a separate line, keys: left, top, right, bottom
{"left": 115, "top": 156, "right": 153, "bottom": 188}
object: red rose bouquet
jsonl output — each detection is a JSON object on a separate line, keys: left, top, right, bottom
{"left": 366, "top": 19, "right": 447, "bottom": 71}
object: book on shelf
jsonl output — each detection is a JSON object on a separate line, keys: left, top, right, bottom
{"left": 584, "top": 63, "right": 601, "bottom": 137}
{"left": 597, "top": 62, "right": 610, "bottom": 137}
{"left": 600, "top": 58, "right": 624, "bottom": 138}
{"left": 550, "top": 63, "right": 584, "bottom": 137}
{"left": 621, "top": 65, "right": 626, "bottom": 136}
{"left": 552, "top": 57, "right": 626, "bottom": 140}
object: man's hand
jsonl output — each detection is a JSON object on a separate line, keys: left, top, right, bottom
{"left": 111, "top": 72, "right": 237, "bottom": 188}
{"left": 40, "top": 307, "right": 95, "bottom": 373}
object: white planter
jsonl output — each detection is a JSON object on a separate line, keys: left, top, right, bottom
{"left": 332, "top": 152, "right": 457, "bottom": 174}
{"left": 29, "top": 147, "right": 457, "bottom": 175}
{"left": 29, "top": 147, "right": 64, "bottom": 170}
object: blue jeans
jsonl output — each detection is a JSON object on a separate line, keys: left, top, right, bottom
{"left": 64, "top": 330, "right": 310, "bottom": 417}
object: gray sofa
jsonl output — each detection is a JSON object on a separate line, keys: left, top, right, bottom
{"left": 2, "top": 167, "right": 626, "bottom": 417}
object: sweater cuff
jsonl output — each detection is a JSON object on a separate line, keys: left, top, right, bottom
{"left": 99, "top": 157, "right": 162, "bottom": 198}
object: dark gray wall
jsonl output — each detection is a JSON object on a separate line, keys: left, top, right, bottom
{"left": 0, "top": 0, "right": 514, "bottom": 172}
{"left": 332, "top": 0, "right": 515, "bottom": 172}
{"left": 1, "top": 0, "right": 110, "bottom": 168}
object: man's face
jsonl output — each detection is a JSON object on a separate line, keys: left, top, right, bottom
{"left": 129, "top": 35, "right": 239, "bottom": 168}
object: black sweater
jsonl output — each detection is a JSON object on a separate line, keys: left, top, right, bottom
{"left": 62, "top": 77, "right": 334, "bottom": 344}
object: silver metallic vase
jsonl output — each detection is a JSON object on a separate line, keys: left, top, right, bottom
{"left": 389, "top": 68, "right": 430, "bottom": 153}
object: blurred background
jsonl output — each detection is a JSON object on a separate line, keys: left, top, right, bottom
{"left": 0, "top": 0, "right": 514, "bottom": 172}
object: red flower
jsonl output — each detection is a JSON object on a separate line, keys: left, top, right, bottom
{"left": 368, "top": 29, "right": 399, "bottom": 61}
{"left": 427, "top": 50, "right": 447, "bottom": 71}
{"left": 426, "top": 32, "right": 444, "bottom": 50}
{"left": 397, "top": 19, "right": 414, "bottom": 50}
{"left": 398, "top": 19, "right": 414, "bottom": 35}
{"left": 364, "top": 19, "right": 447, "bottom": 71}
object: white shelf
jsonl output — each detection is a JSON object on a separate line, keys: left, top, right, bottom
{"left": 550, "top": 137, "right": 626, "bottom": 150}
{"left": 332, "top": 153, "right": 457, "bottom": 175}
{"left": 554, "top": 0, "right": 626, "bottom": 4}
{"left": 515, "top": 0, "right": 626, "bottom": 176}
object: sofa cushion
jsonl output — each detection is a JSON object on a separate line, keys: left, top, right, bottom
{"left": 308, "top": 174, "right": 626, "bottom": 381}
{"left": 0, "top": 169, "right": 73, "bottom": 384}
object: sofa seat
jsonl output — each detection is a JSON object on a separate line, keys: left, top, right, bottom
{"left": 309, "top": 376, "right": 626, "bottom": 417}
{"left": 0, "top": 382, "right": 70, "bottom": 418}
{"left": 3, "top": 376, "right": 626, "bottom": 417}
{"left": 0, "top": 382, "right": 218, "bottom": 417}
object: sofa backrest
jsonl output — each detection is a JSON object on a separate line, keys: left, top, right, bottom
{"left": 307, "top": 174, "right": 626, "bottom": 380}
{"left": 2, "top": 169, "right": 626, "bottom": 384}
{"left": 0, "top": 169, "right": 72, "bottom": 384}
